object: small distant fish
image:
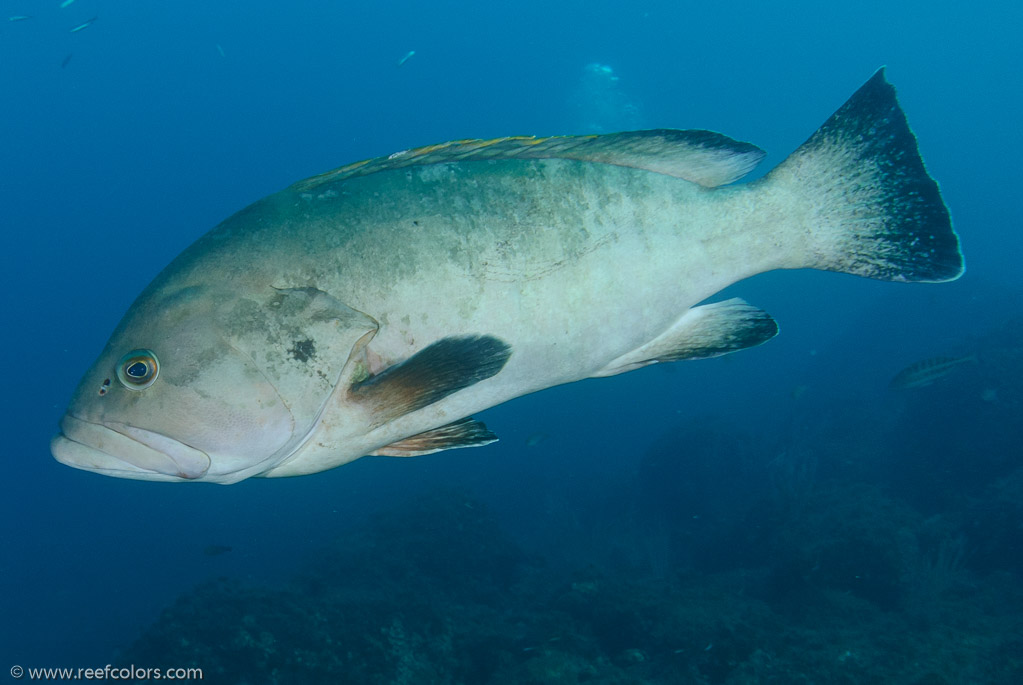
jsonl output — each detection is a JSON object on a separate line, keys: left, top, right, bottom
{"left": 397, "top": 50, "right": 415, "bottom": 67}
{"left": 202, "top": 544, "right": 232, "bottom": 557}
{"left": 69, "top": 16, "right": 97, "bottom": 33}
{"left": 525, "top": 431, "right": 549, "bottom": 448}
{"left": 8, "top": 15, "right": 32, "bottom": 21}
{"left": 889, "top": 355, "right": 977, "bottom": 389}
{"left": 60, "top": 0, "right": 77, "bottom": 7}
{"left": 216, "top": 44, "right": 225, "bottom": 57}
{"left": 61, "top": 53, "right": 73, "bottom": 68}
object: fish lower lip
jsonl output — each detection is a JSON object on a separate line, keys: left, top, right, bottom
{"left": 53, "top": 415, "right": 211, "bottom": 480}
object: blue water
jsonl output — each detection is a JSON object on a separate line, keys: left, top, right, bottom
{"left": 3, "top": 1, "right": 1022, "bottom": 681}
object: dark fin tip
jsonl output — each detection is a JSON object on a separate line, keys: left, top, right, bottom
{"left": 663, "top": 304, "right": 778, "bottom": 362}
{"left": 350, "top": 335, "right": 512, "bottom": 425}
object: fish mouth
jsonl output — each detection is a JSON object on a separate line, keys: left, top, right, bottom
{"left": 52, "top": 415, "right": 211, "bottom": 481}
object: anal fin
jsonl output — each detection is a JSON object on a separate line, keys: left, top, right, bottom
{"left": 349, "top": 335, "right": 511, "bottom": 427}
{"left": 370, "top": 417, "right": 498, "bottom": 457}
{"left": 592, "top": 298, "right": 778, "bottom": 377}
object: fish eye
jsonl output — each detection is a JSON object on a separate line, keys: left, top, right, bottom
{"left": 115, "top": 349, "right": 160, "bottom": 390}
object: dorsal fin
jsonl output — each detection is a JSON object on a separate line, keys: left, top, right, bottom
{"left": 293, "top": 129, "right": 765, "bottom": 193}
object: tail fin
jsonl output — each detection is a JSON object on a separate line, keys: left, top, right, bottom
{"left": 763, "top": 68, "right": 964, "bottom": 282}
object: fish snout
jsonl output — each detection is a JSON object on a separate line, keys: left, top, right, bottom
{"left": 52, "top": 415, "right": 211, "bottom": 481}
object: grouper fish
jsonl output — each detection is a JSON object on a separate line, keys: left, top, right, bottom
{"left": 51, "top": 69, "right": 963, "bottom": 483}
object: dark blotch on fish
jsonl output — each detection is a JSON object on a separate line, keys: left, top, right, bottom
{"left": 289, "top": 339, "right": 316, "bottom": 362}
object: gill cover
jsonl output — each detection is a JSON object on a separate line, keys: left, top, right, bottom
{"left": 220, "top": 285, "right": 380, "bottom": 463}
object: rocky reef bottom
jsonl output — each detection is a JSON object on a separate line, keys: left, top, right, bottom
{"left": 120, "top": 482, "right": 1023, "bottom": 685}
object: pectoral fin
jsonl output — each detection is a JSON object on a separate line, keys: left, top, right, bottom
{"left": 592, "top": 298, "right": 778, "bottom": 377}
{"left": 349, "top": 335, "right": 512, "bottom": 426}
{"left": 370, "top": 417, "right": 498, "bottom": 457}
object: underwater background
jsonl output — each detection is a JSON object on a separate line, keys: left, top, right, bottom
{"left": 3, "top": 0, "right": 1023, "bottom": 682}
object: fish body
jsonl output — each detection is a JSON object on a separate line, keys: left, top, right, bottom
{"left": 890, "top": 355, "right": 976, "bottom": 389}
{"left": 525, "top": 432, "right": 549, "bottom": 448}
{"left": 8, "top": 15, "right": 32, "bottom": 21}
{"left": 52, "top": 69, "right": 963, "bottom": 483}
{"left": 69, "top": 16, "right": 96, "bottom": 33}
